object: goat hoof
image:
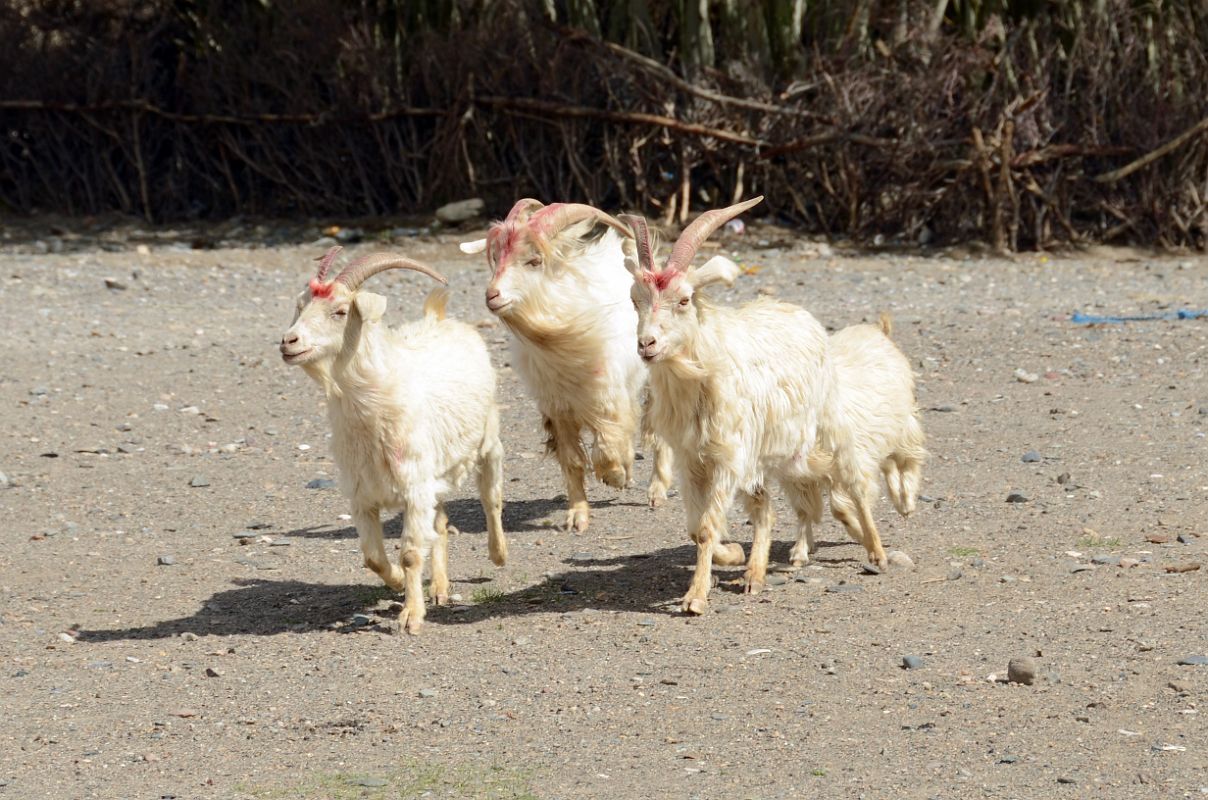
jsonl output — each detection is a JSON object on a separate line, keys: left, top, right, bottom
{"left": 431, "top": 593, "right": 450, "bottom": 607}
{"left": 397, "top": 607, "right": 425, "bottom": 635}
{"left": 446, "top": 524, "right": 461, "bottom": 536}
{"left": 647, "top": 487, "right": 668, "bottom": 508}
{"left": 683, "top": 597, "right": 709, "bottom": 615}
{"left": 565, "top": 508, "right": 590, "bottom": 533}
{"left": 743, "top": 573, "right": 766, "bottom": 595}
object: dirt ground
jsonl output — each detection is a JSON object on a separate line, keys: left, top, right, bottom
{"left": 1, "top": 216, "right": 1205, "bottom": 800}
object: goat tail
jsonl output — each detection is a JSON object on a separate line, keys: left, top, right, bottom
{"left": 423, "top": 287, "right": 450, "bottom": 321}
{"left": 878, "top": 312, "right": 893, "bottom": 338}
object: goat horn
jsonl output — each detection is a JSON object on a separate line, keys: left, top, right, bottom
{"left": 314, "top": 245, "right": 343, "bottom": 282}
{"left": 530, "top": 203, "right": 634, "bottom": 241}
{"left": 665, "top": 196, "right": 763, "bottom": 274}
{"left": 334, "top": 252, "right": 448, "bottom": 291}
{"left": 618, "top": 214, "right": 656, "bottom": 273}
{"left": 505, "top": 198, "right": 544, "bottom": 223}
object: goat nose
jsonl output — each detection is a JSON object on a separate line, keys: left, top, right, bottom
{"left": 486, "top": 288, "right": 500, "bottom": 302}
{"left": 282, "top": 334, "right": 299, "bottom": 346}
{"left": 638, "top": 335, "right": 656, "bottom": 350}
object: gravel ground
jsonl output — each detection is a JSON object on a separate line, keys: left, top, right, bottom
{"left": 1, "top": 218, "right": 1206, "bottom": 799}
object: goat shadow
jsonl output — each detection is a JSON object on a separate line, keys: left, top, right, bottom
{"left": 75, "top": 539, "right": 865, "bottom": 642}
{"left": 283, "top": 495, "right": 642, "bottom": 539}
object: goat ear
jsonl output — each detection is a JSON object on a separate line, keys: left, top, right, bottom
{"left": 620, "top": 237, "right": 640, "bottom": 276}
{"left": 459, "top": 239, "right": 488, "bottom": 255}
{"left": 353, "top": 291, "right": 387, "bottom": 323}
{"left": 688, "top": 255, "right": 742, "bottom": 289}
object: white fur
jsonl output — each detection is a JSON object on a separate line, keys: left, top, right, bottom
{"left": 789, "top": 318, "right": 928, "bottom": 566}
{"left": 467, "top": 218, "right": 673, "bottom": 532}
{"left": 280, "top": 282, "right": 507, "bottom": 634}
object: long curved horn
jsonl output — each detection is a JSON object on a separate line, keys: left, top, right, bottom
{"left": 530, "top": 203, "right": 634, "bottom": 241}
{"left": 334, "top": 252, "right": 448, "bottom": 291}
{"left": 504, "top": 198, "right": 544, "bottom": 223}
{"left": 665, "top": 196, "right": 763, "bottom": 273}
{"left": 618, "top": 214, "right": 656, "bottom": 272}
{"left": 314, "top": 245, "right": 343, "bottom": 282}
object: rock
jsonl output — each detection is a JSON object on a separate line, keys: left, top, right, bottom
{"left": 947, "top": 567, "right": 963, "bottom": 581}
{"left": 859, "top": 562, "right": 883, "bottom": 576}
{"left": 1069, "top": 564, "right": 1094, "bottom": 573}
{"left": 827, "top": 583, "right": 863, "bottom": 594}
{"left": 1057, "top": 776, "right": 1077, "bottom": 785}
{"left": 1168, "top": 680, "right": 1190, "bottom": 693}
{"left": 1176, "top": 655, "right": 1208, "bottom": 666}
{"left": 30, "top": 386, "right": 48, "bottom": 396}
{"left": 637, "top": 618, "right": 656, "bottom": 627}
{"left": 104, "top": 278, "right": 128, "bottom": 291}
{"left": 435, "top": 198, "right": 485, "bottom": 224}
{"left": 232, "top": 531, "right": 258, "bottom": 540}
{"left": 1021, "top": 450, "right": 1042, "bottom": 463}
{"left": 902, "top": 655, "right": 924, "bottom": 670}
{"left": 305, "top": 478, "right": 337, "bottom": 490}
{"left": 1177, "top": 533, "right": 1195, "bottom": 544}
{"left": 157, "top": 555, "right": 176, "bottom": 566}
{"left": 1091, "top": 554, "right": 1120, "bottom": 566}
{"left": 171, "top": 709, "right": 198, "bottom": 718}
{"left": 1014, "top": 368, "right": 1039, "bottom": 383}
{"left": 1119, "top": 557, "right": 1140, "bottom": 568}
{"left": 204, "top": 667, "right": 223, "bottom": 678}
{"left": 887, "top": 550, "right": 915, "bottom": 570}
{"left": 765, "top": 573, "right": 789, "bottom": 586}
{"left": 188, "top": 476, "right": 210, "bottom": 488}
{"left": 0, "top": 470, "right": 9, "bottom": 489}
{"left": 418, "top": 688, "right": 438, "bottom": 698}
{"left": 351, "top": 614, "right": 372, "bottom": 626}
{"left": 998, "top": 754, "right": 1019, "bottom": 764}
{"left": 710, "top": 712, "right": 728, "bottom": 721}
{"left": 1005, "top": 492, "right": 1029, "bottom": 503}
{"left": 1007, "top": 657, "right": 1037, "bottom": 685}
{"left": 179, "top": 632, "right": 199, "bottom": 641}
{"left": 1000, "top": 575, "right": 1017, "bottom": 584}
{"left": 930, "top": 405, "right": 957, "bottom": 413}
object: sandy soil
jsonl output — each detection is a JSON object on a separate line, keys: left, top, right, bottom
{"left": 1, "top": 217, "right": 1205, "bottom": 799}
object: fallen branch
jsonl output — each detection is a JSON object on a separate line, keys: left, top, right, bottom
{"left": 1094, "top": 116, "right": 1208, "bottom": 183}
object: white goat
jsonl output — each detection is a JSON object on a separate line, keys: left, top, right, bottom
{"left": 622, "top": 199, "right": 897, "bottom": 614}
{"left": 787, "top": 316, "right": 928, "bottom": 567}
{"left": 279, "top": 247, "right": 507, "bottom": 634}
{"left": 460, "top": 200, "right": 672, "bottom": 532}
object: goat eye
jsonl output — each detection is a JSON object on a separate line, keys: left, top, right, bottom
{"left": 333, "top": 308, "right": 348, "bottom": 317}
{"left": 678, "top": 297, "right": 690, "bottom": 308}
{"left": 526, "top": 257, "right": 541, "bottom": 268}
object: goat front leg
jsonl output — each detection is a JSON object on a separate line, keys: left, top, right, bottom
{"left": 478, "top": 410, "right": 508, "bottom": 566}
{"left": 354, "top": 505, "right": 404, "bottom": 592}
{"left": 430, "top": 504, "right": 451, "bottom": 607}
{"left": 681, "top": 469, "right": 737, "bottom": 615}
{"left": 397, "top": 494, "right": 438, "bottom": 634}
{"left": 545, "top": 415, "right": 591, "bottom": 532}
{"left": 741, "top": 488, "right": 774, "bottom": 594}
{"left": 784, "top": 479, "right": 824, "bottom": 566}
{"left": 646, "top": 433, "right": 674, "bottom": 508}
{"left": 592, "top": 416, "right": 634, "bottom": 491}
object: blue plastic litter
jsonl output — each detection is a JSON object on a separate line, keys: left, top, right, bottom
{"left": 1071, "top": 309, "right": 1208, "bottom": 324}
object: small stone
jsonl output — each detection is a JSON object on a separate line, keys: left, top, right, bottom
{"left": 104, "top": 278, "right": 129, "bottom": 290}
{"left": 30, "top": 386, "right": 48, "bottom": 396}
{"left": 1000, "top": 575, "right": 1017, "bottom": 584}
{"left": 351, "top": 614, "right": 373, "bottom": 627}
{"left": 1168, "top": 680, "right": 1190, "bottom": 693}
{"left": 1091, "top": 555, "right": 1120, "bottom": 566}
{"left": 859, "top": 563, "right": 883, "bottom": 576}
{"left": 1014, "top": 368, "right": 1039, "bottom": 383}
{"left": 1119, "top": 558, "right": 1140, "bottom": 568}
{"left": 637, "top": 618, "right": 656, "bottom": 627}
{"left": 305, "top": 478, "right": 337, "bottom": 490}
{"left": 157, "top": 555, "right": 176, "bottom": 566}
{"left": 710, "top": 713, "right": 728, "bottom": 721}
{"left": 179, "top": 632, "right": 199, "bottom": 641}
{"left": 1069, "top": 564, "right": 1094, "bottom": 573}
{"left": 827, "top": 583, "right": 863, "bottom": 594}
{"left": 947, "top": 567, "right": 963, "bottom": 581}
{"left": 1005, "top": 493, "right": 1029, "bottom": 503}
{"left": 1007, "top": 657, "right": 1037, "bottom": 685}
{"left": 435, "top": 198, "right": 485, "bottom": 224}
{"left": 0, "top": 471, "right": 9, "bottom": 489}
{"left": 1057, "top": 776, "right": 1076, "bottom": 785}
{"left": 188, "top": 476, "right": 210, "bottom": 488}
{"left": 232, "top": 531, "right": 258, "bottom": 539}
{"left": 418, "top": 688, "right": 438, "bottom": 698}
{"left": 1177, "top": 655, "right": 1208, "bottom": 666}
{"left": 1056, "top": 472, "right": 1072, "bottom": 485}
{"left": 204, "top": 667, "right": 222, "bottom": 678}
{"left": 57, "top": 632, "right": 76, "bottom": 643}
{"left": 1177, "top": 533, "right": 1195, "bottom": 545}
{"left": 171, "top": 709, "right": 197, "bottom": 718}
{"left": 930, "top": 405, "right": 957, "bottom": 413}
{"left": 902, "top": 655, "right": 924, "bottom": 670}
{"left": 1021, "top": 450, "right": 1042, "bottom": 463}
{"left": 765, "top": 574, "right": 788, "bottom": 586}
{"left": 887, "top": 550, "right": 915, "bottom": 570}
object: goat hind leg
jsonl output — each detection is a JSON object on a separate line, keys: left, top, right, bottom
{"left": 741, "top": 489, "right": 774, "bottom": 594}
{"left": 478, "top": 418, "right": 508, "bottom": 566}
{"left": 785, "top": 480, "right": 824, "bottom": 566}
{"left": 354, "top": 506, "right": 404, "bottom": 591}
{"left": 546, "top": 415, "right": 591, "bottom": 532}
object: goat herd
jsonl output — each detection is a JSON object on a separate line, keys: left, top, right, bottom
{"left": 278, "top": 197, "right": 927, "bottom": 633}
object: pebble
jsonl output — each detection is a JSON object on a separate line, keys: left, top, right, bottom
{"left": 860, "top": 563, "right": 883, "bottom": 576}
{"left": 710, "top": 713, "right": 728, "bottom": 721}
{"left": 1014, "top": 368, "right": 1039, "bottom": 383}
{"left": 1057, "top": 776, "right": 1077, "bottom": 785}
{"left": 887, "top": 550, "right": 915, "bottom": 570}
{"left": 351, "top": 614, "right": 372, "bottom": 626}
{"left": 765, "top": 574, "right": 788, "bottom": 586}
{"left": 188, "top": 476, "right": 210, "bottom": 488}
{"left": 1091, "top": 554, "right": 1120, "bottom": 565}
{"left": 1177, "top": 534, "right": 1195, "bottom": 545}
{"left": 204, "top": 667, "right": 223, "bottom": 678}
{"left": 1021, "top": 450, "right": 1042, "bottom": 463}
{"left": 418, "top": 688, "right": 438, "bottom": 698}
{"left": 1119, "top": 558, "right": 1140, "bottom": 568}
{"left": 179, "top": 632, "right": 199, "bottom": 641}
{"left": 1005, "top": 492, "right": 1030, "bottom": 503}
{"left": 0, "top": 470, "right": 8, "bottom": 489}
{"left": 157, "top": 555, "right": 176, "bottom": 566}
{"left": 171, "top": 709, "right": 198, "bottom": 718}
{"left": 103, "top": 278, "right": 128, "bottom": 290}
{"left": 30, "top": 386, "right": 48, "bottom": 396}
{"left": 827, "top": 583, "right": 863, "bottom": 594}
{"left": 930, "top": 405, "right": 956, "bottom": 413}
{"left": 232, "top": 531, "right": 259, "bottom": 539}
{"left": 305, "top": 478, "right": 337, "bottom": 490}
{"left": 637, "top": 618, "right": 656, "bottom": 627}
{"left": 435, "top": 198, "right": 485, "bottom": 224}
{"left": 947, "top": 567, "right": 963, "bottom": 581}
{"left": 1177, "top": 655, "right": 1208, "bottom": 666}
{"left": 1069, "top": 564, "right": 1095, "bottom": 573}
{"left": 902, "top": 655, "right": 924, "bottom": 670}
{"left": 1007, "top": 657, "right": 1038, "bottom": 685}
{"left": 1000, "top": 575, "right": 1017, "bottom": 584}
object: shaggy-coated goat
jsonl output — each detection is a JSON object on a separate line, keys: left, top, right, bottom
{"left": 787, "top": 316, "right": 928, "bottom": 566}
{"left": 280, "top": 247, "right": 507, "bottom": 634}
{"left": 620, "top": 198, "right": 844, "bottom": 614}
{"left": 460, "top": 200, "right": 672, "bottom": 531}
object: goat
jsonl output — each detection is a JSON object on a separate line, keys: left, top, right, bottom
{"left": 620, "top": 198, "right": 846, "bottom": 614}
{"left": 279, "top": 247, "right": 507, "bottom": 634}
{"left": 787, "top": 315, "right": 928, "bottom": 566}
{"left": 460, "top": 200, "right": 673, "bottom": 532}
